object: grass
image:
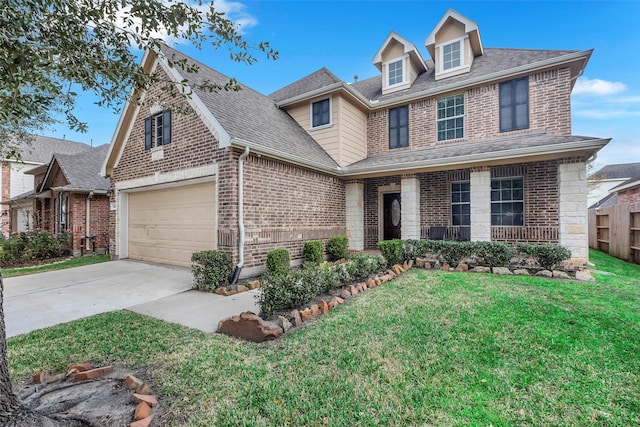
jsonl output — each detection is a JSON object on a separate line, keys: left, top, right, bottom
{"left": 7, "top": 249, "right": 640, "bottom": 426}
{"left": 2, "top": 254, "right": 110, "bottom": 278}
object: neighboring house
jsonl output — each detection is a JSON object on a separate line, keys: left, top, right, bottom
{"left": 609, "top": 175, "right": 640, "bottom": 204}
{"left": 102, "top": 9, "right": 610, "bottom": 276}
{"left": 10, "top": 145, "right": 111, "bottom": 256}
{"left": 588, "top": 162, "right": 640, "bottom": 208}
{"left": 0, "top": 135, "right": 90, "bottom": 235}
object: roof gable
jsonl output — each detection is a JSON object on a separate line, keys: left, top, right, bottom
{"left": 270, "top": 68, "right": 342, "bottom": 103}
{"left": 425, "top": 9, "right": 483, "bottom": 59}
{"left": 41, "top": 145, "right": 110, "bottom": 192}
{"left": 372, "top": 31, "right": 428, "bottom": 73}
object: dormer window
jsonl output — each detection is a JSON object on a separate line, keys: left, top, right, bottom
{"left": 442, "top": 40, "right": 461, "bottom": 70}
{"left": 311, "top": 98, "right": 331, "bottom": 129}
{"left": 388, "top": 59, "right": 404, "bottom": 86}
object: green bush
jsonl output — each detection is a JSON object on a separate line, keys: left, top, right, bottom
{"left": 378, "top": 239, "right": 404, "bottom": 267}
{"left": 436, "top": 241, "right": 472, "bottom": 267}
{"left": 517, "top": 243, "right": 571, "bottom": 270}
{"left": 0, "top": 229, "right": 71, "bottom": 265}
{"left": 302, "top": 240, "right": 323, "bottom": 265}
{"left": 265, "top": 248, "right": 290, "bottom": 275}
{"left": 470, "top": 241, "right": 516, "bottom": 267}
{"left": 326, "top": 236, "right": 349, "bottom": 261}
{"left": 191, "top": 250, "right": 233, "bottom": 292}
{"left": 350, "top": 252, "right": 386, "bottom": 278}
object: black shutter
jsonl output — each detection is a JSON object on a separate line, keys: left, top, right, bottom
{"left": 144, "top": 116, "right": 152, "bottom": 150}
{"left": 162, "top": 109, "right": 172, "bottom": 146}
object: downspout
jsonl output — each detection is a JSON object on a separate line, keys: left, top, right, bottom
{"left": 230, "top": 146, "right": 250, "bottom": 286}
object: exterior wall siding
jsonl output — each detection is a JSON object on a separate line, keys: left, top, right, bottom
{"left": 367, "top": 67, "right": 573, "bottom": 155}
{"left": 618, "top": 187, "right": 640, "bottom": 204}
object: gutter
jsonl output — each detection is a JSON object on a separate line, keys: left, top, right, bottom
{"left": 276, "top": 50, "right": 593, "bottom": 110}
{"left": 230, "top": 146, "right": 250, "bottom": 286}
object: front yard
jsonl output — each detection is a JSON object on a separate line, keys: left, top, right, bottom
{"left": 8, "top": 249, "right": 640, "bottom": 426}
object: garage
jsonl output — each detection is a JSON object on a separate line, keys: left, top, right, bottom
{"left": 127, "top": 181, "right": 216, "bottom": 266}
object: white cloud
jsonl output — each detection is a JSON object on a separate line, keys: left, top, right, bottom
{"left": 573, "top": 77, "right": 628, "bottom": 96}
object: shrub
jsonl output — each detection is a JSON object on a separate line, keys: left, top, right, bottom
{"left": 0, "top": 229, "right": 71, "bottom": 265}
{"left": 326, "top": 236, "right": 349, "bottom": 261}
{"left": 350, "top": 252, "right": 386, "bottom": 278}
{"left": 517, "top": 243, "right": 571, "bottom": 270}
{"left": 266, "top": 248, "right": 290, "bottom": 276}
{"left": 378, "top": 240, "right": 404, "bottom": 267}
{"left": 436, "top": 241, "right": 472, "bottom": 267}
{"left": 256, "top": 269, "right": 319, "bottom": 315}
{"left": 191, "top": 250, "right": 233, "bottom": 292}
{"left": 302, "top": 240, "right": 323, "bottom": 265}
{"left": 471, "top": 241, "right": 516, "bottom": 267}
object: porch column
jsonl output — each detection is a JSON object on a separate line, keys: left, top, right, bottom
{"left": 401, "top": 175, "right": 420, "bottom": 240}
{"left": 346, "top": 182, "right": 364, "bottom": 250}
{"left": 470, "top": 168, "right": 491, "bottom": 241}
{"left": 559, "top": 162, "right": 588, "bottom": 263}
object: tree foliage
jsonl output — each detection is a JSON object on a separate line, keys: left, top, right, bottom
{"left": 0, "top": 0, "right": 277, "bottom": 136}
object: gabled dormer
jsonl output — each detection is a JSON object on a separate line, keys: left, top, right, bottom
{"left": 425, "top": 9, "right": 484, "bottom": 80}
{"left": 373, "top": 32, "right": 428, "bottom": 95}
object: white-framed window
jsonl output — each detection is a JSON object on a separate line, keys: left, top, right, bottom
{"left": 437, "top": 94, "right": 464, "bottom": 141}
{"left": 144, "top": 109, "right": 171, "bottom": 150}
{"left": 491, "top": 177, "right": 524, "bottom": 226}
{"left": 383, "top": 55, "right": 408, "bottom": 89}
{"left": 451, "top": 181, "right": 470, "bottom": 228}
{"left": 442, "top": 40, "right": 461, "bottom": 71}
{"left": 388, "top": 59, "right": 404, "bottom": 86}
{"left": 310, "top": 98, "right": 331, "bottom": 129}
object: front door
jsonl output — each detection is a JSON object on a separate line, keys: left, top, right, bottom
{"left": 383, "top": 193, "right": 401, "bottom": 240}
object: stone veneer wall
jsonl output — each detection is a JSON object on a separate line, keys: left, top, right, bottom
{"left": 558, "top": 161, "right": 588, "bottom": 261}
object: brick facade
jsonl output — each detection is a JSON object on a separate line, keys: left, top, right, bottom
{"left": 618, "top": 186, "right": 640, "bottom": 204}
{"left": 367, "top": 67, "right": 573, "bottom": 155}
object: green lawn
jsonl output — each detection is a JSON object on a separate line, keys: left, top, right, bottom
{"left": 2, "top": 254, "right": 110, "bottom": 278}
{"left": 8, "top": 249, "right": 640, "bottom": 426}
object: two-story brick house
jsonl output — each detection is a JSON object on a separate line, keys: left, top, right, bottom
{"left": 102, "top": 9, "right": 610, "bottom": 277}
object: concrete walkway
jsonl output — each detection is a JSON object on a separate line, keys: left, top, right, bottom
{"left": 3, "top": 260, "right": 259, "bottom": 338}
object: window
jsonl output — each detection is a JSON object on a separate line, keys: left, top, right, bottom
{"left": 500, "top": 78, "right": 529, "bottom": 132}
{"left": 387, "top": 59, "right": 404, "bottom": 86}
{"left": 389, "top": 105, "right": 408, "bottom": 148}
{"left": 437, "top": 94, "right": 464, "bottom": 141}
{"left": 442, "top": 40, "right": 461, "bottom": 71}
{"left": 311, "top": 98, "right": 331, "bottom": 128}
{"left": 491, "top": 177, "right": 524, "bottom": 226}
{"left": 57, "top": 192, "right": 68, "bottom": 233}
{"left": 451, "top": 181, "right": 470, "bottom": 228}
{"left": 145, "top": 109, "right": 171, "bottom": 150}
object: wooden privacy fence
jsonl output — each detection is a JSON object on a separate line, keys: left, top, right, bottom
{"left": 588, "top": 201, "right": 640, "bottom": 264}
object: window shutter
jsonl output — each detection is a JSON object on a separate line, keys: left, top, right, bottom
{"left": 144, "top": 116, "right": 152, "bottom": 150}
{"left": 162, "top": 109, "right": 172, "bottom": 146}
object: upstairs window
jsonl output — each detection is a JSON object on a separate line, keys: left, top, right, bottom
{"left": 442, "top": 40, "right": 461, "bottom": 71}
{"left": 145, "top": 109, "right": 171, "bottom": 150}
{"left": 311, "top": 98, "right": 331, "bottom": 128}
{"left": 389, "top": 105, "right": 409, "bottom": 149}
{"left": 500, "top": 77, "right": 529, "bottom": 132}
{"left": 437, "top": 94, "right": 464, "bottom": 141}
{"left": 491, "top": 177, "right": 524, "bottom": 226}
{"left": 387, "top": 59, "right": 404, "bottom": 87}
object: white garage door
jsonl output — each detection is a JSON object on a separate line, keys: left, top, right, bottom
{"left": 128, "top": 181, "right": 216, "bottom": 266}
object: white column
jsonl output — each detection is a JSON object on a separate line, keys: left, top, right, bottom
{"left": 559, "top": 162, "right": 588, "bottom": 263}
{"left": 346, "top": 182, "right": 364, "bottom": 250}
{"left": 470, "top": 170, "right": 491, "bottom": 241}
{"left": 401, "top": 176, "right": 420, "bottom": 240}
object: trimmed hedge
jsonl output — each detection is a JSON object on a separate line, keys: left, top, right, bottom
{"left": 302, "top": 240, "right": 323, "bottom": 265}
{"left": 516, "top": 243, "right": 571, "bottom": 270}
{"left": 266, "top": 248, "right": 291, "bottom": 276}
{"left": 326, "top": 236, "right": 349, "bottom": 261}
{"left": 256, "top": 253, "right": 386, "bottom": 315}
{"left": 191, "top": 250, "right": 233, "bottom": 292}
{"left": 377, "top": 239, "right": 404, "bottom": 267}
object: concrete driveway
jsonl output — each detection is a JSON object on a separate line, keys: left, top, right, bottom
{"left": 3, "top": 260, "right": 259, "bottom": 338}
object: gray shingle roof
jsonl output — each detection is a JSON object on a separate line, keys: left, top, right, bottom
{"left": 17, "top": 135, "right": 91, "bottom": 163}
{"left": 592, "top": 162, "right": 640, "bottom": 180}
{"left": 588, "top": 192, "right": 618, "bottom": 210}
{"left": 53, "top": 144, "right": 110, "bottom": 191}
{"left": 343, "top": 131, "right": 606, "bottom": 174}
{"left": 352, "top": 48, "right": 577, "bottom": 103}
{"left": 160, "top": 45, "right": 339, "bottom": 170}
{"left": 270, "top": 68, "right": 342, "bottom": 103}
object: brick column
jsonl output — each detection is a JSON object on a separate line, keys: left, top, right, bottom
{"left": 401, "top": 176, "right": 420, "bottom": 240}
{"left": 559, "top": 162, "right": 588, "bottom": 263}
{"left": 346, "top": 182, "right": 364, "bottom": 250}
{"left": 470, "top": 169, "right": 491, "bottom": 241}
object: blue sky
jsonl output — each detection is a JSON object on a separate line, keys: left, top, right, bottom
{"left": 48, "top": 0, "right": 640, "bottom": 169}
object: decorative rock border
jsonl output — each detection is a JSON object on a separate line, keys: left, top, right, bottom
{"left": 215, "top": 279, "right": 261, "bottom": 296}
{"left": 217, "top": 258, "right": 596, "bottom": 342}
